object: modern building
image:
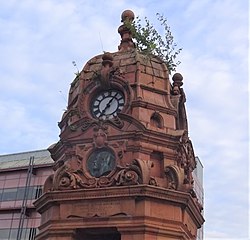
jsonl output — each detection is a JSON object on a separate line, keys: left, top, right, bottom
{"left": 0, "top": 150, "right": 53, "bottom": 240}
{"left": 193, "top": 157, "right": 204, "bottom": 240}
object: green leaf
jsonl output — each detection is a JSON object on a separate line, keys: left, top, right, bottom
{"left": 126, "top": 13, "right": 182, "bottom": 75}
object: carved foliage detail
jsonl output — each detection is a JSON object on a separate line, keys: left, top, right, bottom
{"left": 164, "top": 166, "right": 179, "bottom": 190}
{"left": 173, "top": 133, "right": 204, "bottom": 212}
{"left": 176, "top": 132, "right": 196, "bottom": 192}
{"left": 65, "top": 116, "right": 95, "bottom": 132}
{"left": 108, "top": 116, "right": 124, "bottom": 129}
{"left": 51, "top": 159, "right": 144, "bottom": 190}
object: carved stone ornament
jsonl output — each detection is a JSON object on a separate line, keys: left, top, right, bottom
{"left": 87, "top": 147, "right": 116, "bottom": 178}
{"left": 172, "top": 73, "right": 183, "bottom": 95}
{"left": 81, "top": 117, "right": 95, "bottom": 131}
{"left": 93, "top": 126, "right": 108, "bottom": 148}
{"left": 44, "top": 157, "right": 155, "bottom": 191}
{"left": 95, "top": 53, "right": 125, "bottom": 88}
{"left": 99, "top": 52, "right": 113, "bottom": 88}
{"left": 64, "top": 116, "right": 96, "bottom": 132}
{"left": 176, "top": 132, "right": 196, "bottom": 192}
{"left": 164, "top": 166, "right": 180, "bottom": 190}
{"left": 107, "top": 115, "right": 124, "bottom": 129}
{"left": 49, "top": 160, "right": 137, "bottom": 190}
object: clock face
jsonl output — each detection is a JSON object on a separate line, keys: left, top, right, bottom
{"left": 91, "top": 89, "right": 125, "bottom": 120}
{"left": 87, "top": 148, "right": 116, "bottom": 178}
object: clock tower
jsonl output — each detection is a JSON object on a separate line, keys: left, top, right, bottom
{"left": 34, "top": 10, "right": 204, "bottom": 240}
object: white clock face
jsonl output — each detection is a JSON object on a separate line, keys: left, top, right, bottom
{"left": 91, "top": 90, "right": 125, "bottom": 119}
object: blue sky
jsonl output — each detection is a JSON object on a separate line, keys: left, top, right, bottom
{"left": 0, "top": 0, "right": 249, "bottom": 239}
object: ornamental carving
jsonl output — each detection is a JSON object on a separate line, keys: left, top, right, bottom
{"left": 108, "top": 115, "right": 124, "bottom": 129}
{"left": 164, "top": 166, "right": 179, "bottom": 190}
{"left": 171, "top": 73, "right": 188, "bottom": 131}
{"left": 81, "top": 117, "right": 95, "bottom": 131}
{"left": 176, "top": 132, "right": 196, "bottom": 192}
{"left": 43, "top": 155, "right": 157, "bottom": 191}
{"left": 99, "top": 52, "right": 113, "bottom": 88}
{"left": 50, "top": 159, "right": 144, "bottom": 190}
{"left": 93, "top": 126, "right": 108, "bottom": 148}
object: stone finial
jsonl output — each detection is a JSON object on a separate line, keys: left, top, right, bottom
{"left": 121, "top": 10, "right": 135, "bottom": 23}
{"left": 100, "top": 52, "right": 113, "bottom": 87}
{"left": 102, "top": 52, "right": 113, "bottom": 67}
{"left": 118, "top": 10, "right": 135, "bottom": 51}
{"left": 172, "top": 73, "right": 183, "bottom": 95}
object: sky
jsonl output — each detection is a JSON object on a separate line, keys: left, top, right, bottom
{"left": 0, "top": 0, "right": 249, "bottom": 239}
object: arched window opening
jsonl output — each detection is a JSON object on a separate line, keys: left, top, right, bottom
{"left": 150, "top": 113, "right": 163, "bottom": 129}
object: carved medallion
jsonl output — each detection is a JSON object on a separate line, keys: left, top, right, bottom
{"left": 87, "top": 148, "right": 116, "bottom": 178}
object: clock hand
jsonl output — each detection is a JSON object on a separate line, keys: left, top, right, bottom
{"left": 100, "top": 93, "right": 118, "bottom": 117}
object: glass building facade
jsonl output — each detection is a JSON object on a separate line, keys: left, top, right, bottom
{"left": 193, "top": 156, "right": 204, "bottom": 240}
{"left": 0, "top": 150, "right": 53, "bottom": 240}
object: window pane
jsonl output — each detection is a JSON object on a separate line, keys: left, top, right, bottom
{"left": 0, "top": 228, "right": 38, "bottom": 240}
{"left": 27, "top": 186, "right": 34, "bottom": 200}
{"left": 2, "top": 186, "right": 44, "bottom": 201}
{"left": 2, "top": 188, "right": 17, "bottom": 201}
{"left": 0, "top": 229, "right": 10, "bottom": 240}
{"left": 20, "top": 186, "right": 34, "bottom": 200}
{"left": 0, "top": 189, "right": 3, "bottom": 201}
{"left": 20, "top": 228, "right": 27, "bottom": 240}
{"left": 34, "top": 186, "right": 42, "bottom": 199}
{"left": 27, "top": 228, "right": 37, "bottom": 240}
{"left": 16, "top": 187, "right": 25, "bottom": 200}
{"left": 10, "top": 229, "right": 18, "bottom": 240}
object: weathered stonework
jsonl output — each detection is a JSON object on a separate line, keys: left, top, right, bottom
{"left": 34, "top": 9, "right": 204, "bottom": 240}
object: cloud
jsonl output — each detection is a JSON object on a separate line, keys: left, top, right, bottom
{"left": 179, "top": 51, "right": 249, "bottom": 237}
{"left": 0, "top": 99, "right": 59, "bottom": 153}
{"left": 0, "top": 0, "right": 249, "bottom": 238}
{"left": 175, "top": 1, "right": 249, "bottom": 236}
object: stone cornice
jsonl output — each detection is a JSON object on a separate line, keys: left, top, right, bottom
{"left": 34, "top": 185, "right": 204, "bottom": 227}
{"left": 131, "top": 100, "right": 177, "bottom": 116}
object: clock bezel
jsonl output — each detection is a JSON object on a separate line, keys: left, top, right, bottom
{"left": 90, "top": 88, "right": 125, "bottom": 120}
{"left": 78, "top": 77, "right": 133, "bottom": 120}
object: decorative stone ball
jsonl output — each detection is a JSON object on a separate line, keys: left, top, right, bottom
{"left": 121, "top": 10, "right": 135, "bottom": 22}
{"left": 172, "top": 73, "right": 183, "bottom": 86}
{"left": 102, "top": 52, "right": 113, "bottom": 62}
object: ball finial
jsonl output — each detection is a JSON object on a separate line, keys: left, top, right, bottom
{"left": 172, "top": 73, "right": 183, "bottom": 95}
{"left": 172, "top": 73, "right": 183, "bottom": 83}
{"left": 121, "top": 10, "right": 135, "bottom": 22}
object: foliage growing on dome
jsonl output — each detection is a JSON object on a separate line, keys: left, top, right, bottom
{"left": 125, "top": 13, "right": 182, "bottom": 75}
